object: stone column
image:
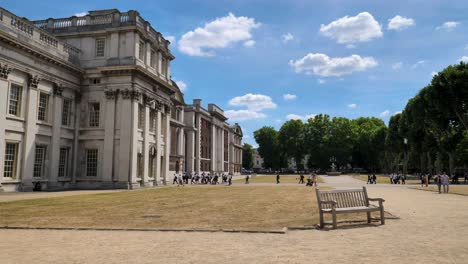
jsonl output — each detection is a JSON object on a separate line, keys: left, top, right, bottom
{"left": 48, "top": 84, "right": 64, "bottom": 190}
{"left": 102, "top": 90, "right": 117, "bottom": 187}
{"left": 163, "top": 105, "right": 171, "bottom": 184}
{"left": 0, "top": 64, "right": 13, "bottom": 191}
{"left": 118, "top": 90, "right": 133, "bottom": 188}
{"left": 71, "top": 92, "right": 81, "bottom": 185}
{"left": 185, "top": 130, "right": 194, "bottom": 173}
{"left": 211, "top": 125, "right": 216, "bottom": 173}
{"left": 129, "top": 92, "right": 140, "bottom": 188}
{"left": 221, "top": 129, "right": 225, "bottom": 172}
{"left": 155, "top": 107, "right": 162, "bottom": 185}
{"left": 157, "top": 51, "right": 163, "bottom": 76}
{"left": 142, "top": 97, "right": 151, "bottom": 186}
{"left": 21, "top": 75, "right": 41, "bottom": 191}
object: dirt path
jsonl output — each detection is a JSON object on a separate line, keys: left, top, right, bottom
{"left": 1, "top": 175, "right": 467, "bottom": 264}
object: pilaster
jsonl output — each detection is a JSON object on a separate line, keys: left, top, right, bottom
{"left": 142, "top": 99, "right": 151, "bottom": 186}
{"left": 155, "top": 110, "right": 162, "bottom": 185}
{"left": 211, "top": 125, "right": 216, "bottom": 173}
{"left": 72, "top": 91, "right": 81, "bottom": 185}
{"left": 21, "top": 75, "right": 41, "bottom": 191}
{"left": 0, "top": 65, "right": 12, "bottom": 191}
{"left": 102, "top": 89, "right": 117, "bottom": 184}
{"left": 163, "top": 106, "right": 171, "bottom": 184}
{"left": 48, "top": 84, "right": 64, "bottom": 189}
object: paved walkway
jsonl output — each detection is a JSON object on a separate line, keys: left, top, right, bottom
{"left": 1, "top": 175, "right": 468, "bottom": 263}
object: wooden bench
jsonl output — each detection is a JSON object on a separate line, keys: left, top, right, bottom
{"left": 315, "top": 187, "right": 385, "bottom": 229}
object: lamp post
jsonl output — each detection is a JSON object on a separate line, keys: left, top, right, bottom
{"left": 403, "top": 138, "right": 408, "bottom": 177}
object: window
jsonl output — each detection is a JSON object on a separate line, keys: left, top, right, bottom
{"left": 38, "top": 92, "right": 49, "bottom": 121}
{"left": 4, "top": 143, "right": 18, "bottom": 178}
{"left": 96, "top": 38, "right": 105, "bottom": 57}
{"left": 86, "top": 149, "right": 98, "bottom": 177}
{"left": 138, "top": 104, "right": 144, "bottom": 129}
{"left": 138, "top": 40, "right": 145, "bottom": 60}
{"left": 33, "top": 145, "right": 46, "bottom": 178}
{"left": 149, "top": 110, "right": 156, "bottom": 132}
{"left": 8, "top": 84, "right": 22, "bottom": 117}
{"left": 62, "top": 99, "right": 72, "bottom": 126}
{"left": 137, "top": 153, "right": 143, "bottom": 178}
{"left": 89, "top": 103, "right": 100, "bottom": 127}
{"left": 58, "top": 147, "right": 69, "bottom": 177}
{"left": 148, "top": 149, "right": 155, "bottom": 178}
{"left": 150, "top": 49, "right": 156, "bottom": 68}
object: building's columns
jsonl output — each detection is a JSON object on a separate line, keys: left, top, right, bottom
{"left": 21, "top": 75, "right": 41, "bottom": 191}
{"left": 163, "top": 106, "right": 171, "bottom": 184}
{"left": 155, "top": 109, "right": 162, "bottom": 185}
{"left": 185, "top": 130, "right": 194, "bottom": 173}
{"left": 211, "top": 125, "right": 216, "bottom": 173}
{"left": 129, "top": 95, "right": 140, "bottom": 188}
{"left": 71, "top": 92, "right": 81, "bottom": 185}
{"left": 102, "top": 90, "right": 117, "bottom": 185}
{"left": 0, "top": 66, "right": 13, "bottom": 191}
{"left": 142, "top": 100, "right": 151, "bottom": 186}
{"left": 118, "top": 90, "right": 138, "bottom": 188}
{"left": 221, "top": 130, "right": 225, "bottom": 172}
{"left": 157, "top": 51, "right": 163, "bottom": 76}
{"left": 48, "top": 85, "right": 64, "bottom": 189}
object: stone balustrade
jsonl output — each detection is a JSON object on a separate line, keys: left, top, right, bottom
{"left": 31, "top": 9, "right": 171, "bottom": 52}
{"left": 0, "top": 8, "right": 81, "bottom": 65}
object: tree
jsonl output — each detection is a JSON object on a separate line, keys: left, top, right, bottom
{"left": 254, "top": 126, "right": 286, "bottom": 169}
{"left": 242, "top": 143, "right": 254, "bottom": 170}
{"left": 278, "top": 119, "right": 306, "bottom": 170}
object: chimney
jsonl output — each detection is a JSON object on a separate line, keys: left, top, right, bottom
{"left": 193, "top": 99, "right": 201, "bottom": 106}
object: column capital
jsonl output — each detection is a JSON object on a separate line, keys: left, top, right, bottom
{"left": 53, "top": 83, "right": 64, "bottom": 97}
{"left": 0, "top": 63, "right": 13, "bottom": 80}
{"left": 143, "top": 94, "right": 154, "bottom": 106}
{"left": 104, "top": 89, "right": 119, "bottom": 100}
{"left": 28, "top": 74, "right": 41, "bottom": 89}
{"left": 121, "top": 89, "right": 141, "bottom": 101}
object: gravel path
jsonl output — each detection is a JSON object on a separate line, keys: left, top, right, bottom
{"left": 1, "top": 175, "right": 467, "bottom": 264}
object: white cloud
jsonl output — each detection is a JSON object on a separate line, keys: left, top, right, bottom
{"left": 178, "top": 13, "right": 260, "bottom": 56}
{"left": 225, "top": 110, "right": 266, "bottom": 121}
{"left": 282, "top": 33, "right": 294, "bottom": 43}
{"left": 348, "top": 103, "right": 357, "bottom": 109}
{"left": 174, "top": 80, "right": 187, "bottom": 92}
{"left": 436, "top": 21, "right": 460, "bottom": 31}
{"left": 388, "top": 15, "right": 415, "bottom": 31}
{"left": 459, "top": 56, "right": 468, "bottom": 62}
{"left": 394, "top": 111, "right": 402, "bottom": 115}
{"left": 318, "top": 79, "right": 326, "bottom": 84}
{"left": 165, "top": 35, "right": 176, "bottom": 45}
{"left": 74, "top": 12, "right": 88, "bottom": 17}
{"left": 380, "top": 110, "right": 390, "bottom": 117}
{"left": 392, "top": 62, "right": 403, "bottom": 70}
{"left": 228, "top": 93, "right": 277, "bottom": 111}
{"left": 283, "top": 94, "right": 297, "bottom": 100}
{"left": 243, "top": 40, "right": 256, "bottom": 47}
{"left": 287, "top": 114, "right": 316, "bottom": 121}
{"left": 289, "top": 53, "right": 378, "bottom": 77}
{"left": 431, "top": 71, "right": 438, "bottom": 77}
{"left": 411, "top": 60, "right": 425, "bottom": 69}
{"left": 275, "top": 119, "right": 282, "bottom": 123}
{"left": 319, "top": 12, "right": 383, "bottom": 44}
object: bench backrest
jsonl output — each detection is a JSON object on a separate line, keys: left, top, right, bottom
{"left": 316, "top": 187, "right": 369, "bottom": 209}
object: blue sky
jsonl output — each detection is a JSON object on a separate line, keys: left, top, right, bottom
{"left": 3, "top": 0, "right": 468, "bottom": 147}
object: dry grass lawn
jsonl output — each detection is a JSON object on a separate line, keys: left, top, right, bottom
{"left": 0, "top": 186, "right": 336, "bottom": 231}
{"left": 234, "top": 174, "right": 324, "bottom": 184}
{"left": 352, "top": 174, "right": 420, "bottom": 184}
{"left": 412, "top": 185, "right": 468, "bottom": 196}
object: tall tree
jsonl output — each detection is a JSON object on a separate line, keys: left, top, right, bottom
{"left": 278, "top": 119, "right": 306, "bottom": 170}
{"left": 242, "top": 143, "right": 254, "bottom": 170}
{"left": 254, "top": 126, "right": 286, "bottom": 169}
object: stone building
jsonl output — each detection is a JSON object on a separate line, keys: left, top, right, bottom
{"left": 0, "top": 8, "right": 242, "bottom": 192}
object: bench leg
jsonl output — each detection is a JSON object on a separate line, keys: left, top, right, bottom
{"left": 332, "top": 212, "right": 337, "bottom": 229}
{"left": 367, "top": 212, "right": 371, "bottom": 224}
{"left": 380, "top": 206, "right": 385, "bottom": 225}
{"left": 319, "top": 212, "right": 324, "bottom": 229}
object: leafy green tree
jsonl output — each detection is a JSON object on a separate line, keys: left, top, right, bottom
{"left": 254, "top": 126, "right": 286, "bottom": 169}
{"left": 278, "top": 119, "right": 306, "bottom": 170}
{"left": 242, "top": 143, "right": 254, "bottom": 170}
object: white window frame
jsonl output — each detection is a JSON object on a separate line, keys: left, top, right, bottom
{"left": 58, "top": 147, "right": 70, "bottom": 178}
{"left": 37, "top": 92, "right": 49, "bottom": 122}
{"left": 8, "top": 83, "right": 23, "bottom": 117}
{"left": 88, "top": 102, "right": 100, "bottom": 127}
{"left": 3, "top": 142, "right": 19, "bottom": 178}
{"left": 96, "top": 38, "right": 105, "bottom": 57}
{"left": 62, "top": 98, "right": 72, "bottom": 126}
{"left": 138, "top": 40, "right": 145, "bottom": 61}
{"left": 33, "top": 145, "right": 47, "bottom": 178}
{"left": 86, "top": 149, "right": 98, "bottom": 177}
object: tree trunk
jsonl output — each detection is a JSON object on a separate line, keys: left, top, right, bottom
{"left": 427, "top": 152, "right": 433, "bottom": 175}
{"left": 448, "top": 152, "right": 455, "bottom": 176}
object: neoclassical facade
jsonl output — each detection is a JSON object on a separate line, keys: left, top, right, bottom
{"left": 0, "top": 8, "right": 242, "bottom": 192}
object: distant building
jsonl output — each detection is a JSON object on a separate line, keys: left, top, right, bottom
{"left": 252, "top": 149, "right": 264, "bottom": 171}
{"left": 0, "top": 8, "right": 242, "bottom": 192}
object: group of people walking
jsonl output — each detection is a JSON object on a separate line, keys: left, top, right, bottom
{"left": 389, "top": 173, "right": 406, "bottom": 184}
{"left": 173, "top": 172, "right": 233, "bottom": 187}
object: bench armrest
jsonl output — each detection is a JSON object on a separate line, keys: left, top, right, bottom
{"left": 368, "top": 198, "right": 385, "bottom": 202}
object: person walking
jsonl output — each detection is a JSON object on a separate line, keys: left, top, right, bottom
{"left": 312, "top": 172, "right": 318, "bottom": 187}
{"left": 435, "top": 173, "right": 442, "bottom": 194}
{"left": 401, "top": 174, "right": 406, "bottom": 185}
{"left": 372, "top": 174, "right": 377, "bottom": 184}
{"left": 299, "top": 174, "right": 304, "bottom": 184}
{"left": 245, "top": 174, "right": 250, "bottom": 184}
{"left": 228, "top": 174, "right": 232, "bottom": 186}
{"left": 276, "top": 173, "right": 280, "bottom": 184}
{"left": 442, "top": 172, "right": 450, "bottom": 193}
{"left": 464, "top": 172, "right": 468, "bottom": 184}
